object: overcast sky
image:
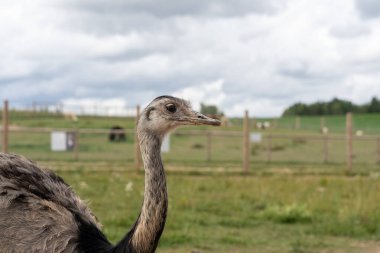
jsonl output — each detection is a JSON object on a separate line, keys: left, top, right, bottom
{"left": 1, "top": 0, "right": 380, "bottom": 117}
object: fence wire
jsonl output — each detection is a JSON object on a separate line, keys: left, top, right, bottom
{"left": 1, "top": 128, "right": 380, "bottom": 170}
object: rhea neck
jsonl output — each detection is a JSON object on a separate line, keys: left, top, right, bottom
{"left": 125, "top": 126, "right": 168, "bottom": 253}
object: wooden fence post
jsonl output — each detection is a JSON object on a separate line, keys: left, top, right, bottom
{"left": 243, "top": 110, "right": 250, "bottom": 173}
{"left": 2, "top": 100, "right": 9, "bottom": 153}
{"left": 346, "top": 112, "right": 353, "bottom": 173}
{"left": 135, "top": 105, "right": 142, "bottom": 170}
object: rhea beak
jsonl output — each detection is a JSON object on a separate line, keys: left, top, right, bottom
{"left": 182, "top": 111, "right": 221, "bottom": 126}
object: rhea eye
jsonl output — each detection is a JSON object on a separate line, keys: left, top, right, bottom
{"left": 165, "top": 103, "right": 177, "bottom": 113}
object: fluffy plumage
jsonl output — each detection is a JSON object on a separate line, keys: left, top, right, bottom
{"left": 0, "top": 153, "right": 108, "bottom": 252}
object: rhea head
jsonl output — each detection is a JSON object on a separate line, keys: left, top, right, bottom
{"left": 138, "top": 95, "right": 221, "bottom": 139}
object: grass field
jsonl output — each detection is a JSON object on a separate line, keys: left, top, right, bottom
{"left": 2, "top": 110, "right": 380, "bottom": 252}
{"left": 39, "top": 161, "right": 380, "bottom": 253}
{"left": 2, "top": 110, "right": 380, "bottom": 169}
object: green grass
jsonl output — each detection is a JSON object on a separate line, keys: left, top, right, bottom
{"left": 2, "top": 110, "right": 380, "bottom": 251}
{"left": 273, "top": 114, "right": 380, "bottom": 134}
{"left": 7, "top": 128, "right": 380, "bottom": 173}
{"left": 44, "top": 162, "right": 380, "bottom": 253}
{"left": 5, "top": 110, "right": 137, "bottom": 129}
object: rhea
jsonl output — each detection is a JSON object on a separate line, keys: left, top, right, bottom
{"left": 0, "top": 96, "right": 220, "bottom": 253}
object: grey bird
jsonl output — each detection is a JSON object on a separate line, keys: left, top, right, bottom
{"left": 0, "top": 96, "right": 220, "bottom": 253}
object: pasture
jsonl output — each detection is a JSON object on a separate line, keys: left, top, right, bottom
{"left": 46, "top": 162, "right": 380, "bottom": 253}
{"left": 2, "top": 110, "right": 380, "bottom": 252}
{"left": 3, "top": 111, "right": 380, "bottom": 168}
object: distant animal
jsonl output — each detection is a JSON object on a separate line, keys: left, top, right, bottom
{"left": 256, "top": 121, "right": 271, "bottom": 130}
{"left": 0, "top": 95, "right": 220, "bottom": 253}
{"left": 109, "top": 125, "right": 126, "bottom": 142}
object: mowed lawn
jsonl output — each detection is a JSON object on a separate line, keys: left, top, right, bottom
{"left": 42, "top": 162, "right": 380, "bottom": 253}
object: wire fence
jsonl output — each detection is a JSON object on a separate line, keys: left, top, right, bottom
{"left": 1, "top": 100, "right": 380, "bottom": 173}
{"left": 2, "top": 127, "right": 380, "bottom": 170}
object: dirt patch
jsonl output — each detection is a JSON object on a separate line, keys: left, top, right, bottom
{"left": 355, "top": 242, "right": 380, "bottom": 253}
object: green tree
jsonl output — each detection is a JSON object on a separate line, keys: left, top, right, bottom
{"left": 368, "top": 97, "right": 380, "bottom": 113}
{"left": 200, "top": 103, "right": 221, "bottom": 115}
{"left": 282, "top": 97, "right": 379, "bottom": 116}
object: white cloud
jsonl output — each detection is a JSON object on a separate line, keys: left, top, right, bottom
{"left": 1, "top": 0, "right": 380, "bottom": 117}
{"left": 173, "top": 79, "right": 226, "bottom": 111}
{"left": 344, "top": 74, "right": 380, "bottom": 103}
{"left": 225, "top": 98, "right": 285, "bottom": 117}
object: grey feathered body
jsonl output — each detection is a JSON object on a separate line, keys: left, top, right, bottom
{"left": 0, "top": 153, "right": 105, "bottom": 253}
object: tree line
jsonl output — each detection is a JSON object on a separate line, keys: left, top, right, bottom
{"left": 282, "top": 97, "right": 380, "bottom": 116}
